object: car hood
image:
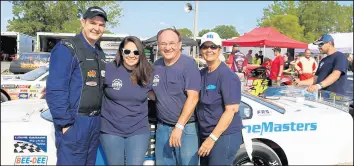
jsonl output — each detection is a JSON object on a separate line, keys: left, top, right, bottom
{"left": 270, "top": 96, "right": 350, "bottom": 115}
{"left": 1, "top": 99, "right": 47, "bottom": 122}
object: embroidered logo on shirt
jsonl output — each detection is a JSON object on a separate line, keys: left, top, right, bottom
{"left": 152, "top": 75, "right": 160, "bottom": 86}
{"left": 87, "top": 70, "right": 97, "bottom": 77}
{"left": 319, "top": 62, "right": 324, "bottom": 69}
{"left": 206, "top": 84, "right": 216, "bottom": 90}
{"left": 86, "top": 81, "right": 98, "bottom": 86}
{"left": 112, "top": 79, "right": 123, "bottom": 90}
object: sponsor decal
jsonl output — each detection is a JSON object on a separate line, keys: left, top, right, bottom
{"left": 101, "top": 70, "right": 105, "bottom": 77}
{"left": 20, "top": 89, "right": 28, "bottom": 93}
{"left": 86, "top": 81, "right": 98, "bottom": 87}
{"left": 112, "top": 79, "right": 123, "bottom": 90}
{"left": 14, "top": 156, "right": 48, "bottom": 165}
{"left": 244, "top": 122, "right": 317, "bottom": 135}
{"left": 18, "top": 93, "right": 29, "bottom": 99}
{"left": 2, "top": 84, "right": 16, "bottom": 89}
{"left": 29, "top": 93, "right": 38, "bottom": 99}
{"left": 6, "top": 88, "right": 17, "bottom": 92}
{"left": 87, "top": 70, "right": 97, "bottom": 77}
{"left": 30, "top": 89, "right": 39, "bottom": 93}
{"left": 257, "top": 110, "right": 271, "bottom": 116}
{"left": 250, "top": 79, "right": 269, "bottom": 96}
{"left": 16, "top": 85, "right": 31, "bottom": 89}
{"left": 2, "top": 75, "right": 14, "bottom": 80}
{"left": 35, "top": 84, "right": 41, "bottom": 89}
{"left": 14, "top": 136, "right": 47, "bottom": 153}
{"left": 20, "top": 64, "right": 40, "bottom": 69}
{"left": 152, "top": 75, "right": 160, "bottom": 86}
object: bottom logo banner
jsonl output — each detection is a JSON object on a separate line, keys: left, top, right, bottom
{"left": 14, "top": 156, "right": 48, "bottom": 165}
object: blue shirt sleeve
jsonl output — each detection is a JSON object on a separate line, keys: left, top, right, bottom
{"left": 220, "top": 73, "right": 241, "bottom": 105}
{"left": 333, "top": 53, "right": 348, "bottom": 74}
{"left": 46, "top": 43, "right": 76, "bottom": 128}
{"left": 183, "top": 60, "right": 201, "bottom": 91}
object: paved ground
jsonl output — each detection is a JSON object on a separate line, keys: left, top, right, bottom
{"left": 1, "top": 61, "right": 11, "bottom": 72}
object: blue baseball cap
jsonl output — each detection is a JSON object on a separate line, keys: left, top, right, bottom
{"left": 313, "top": 34, "right": 334, "bottom": 46}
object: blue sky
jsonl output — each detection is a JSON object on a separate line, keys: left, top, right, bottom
{"left": 1, "top": 1, "right": 353, "bottom": 38}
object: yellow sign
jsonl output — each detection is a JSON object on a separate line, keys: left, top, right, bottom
{"left": 20, "top": 64, "right": 40, "bottom": 69}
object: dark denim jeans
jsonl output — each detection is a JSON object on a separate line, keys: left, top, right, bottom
{"left": 100, "top": 133, "right": 150, "bottom": 165}
{"left": 155, "top": 122, "right": 199, "bottom": 165}
{"left": 200, "top": 131, "right": 242, "bottom": 165}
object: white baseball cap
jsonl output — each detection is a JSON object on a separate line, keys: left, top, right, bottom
{"left": 200, "top": 32, "right": 222, "bottom": 46}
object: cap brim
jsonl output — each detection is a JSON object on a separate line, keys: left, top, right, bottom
{"left": 313, "top": 40, "right": 324, "bottom": 45}
{"left": 84, "top": 13, "right": 108, "bottom": 21}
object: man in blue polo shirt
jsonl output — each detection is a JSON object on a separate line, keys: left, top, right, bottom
{"left": 152, "top": 28, "right": 201, "bottom": 165}
{"left": 295, "top": 34, "right": 348, "bottom": 95}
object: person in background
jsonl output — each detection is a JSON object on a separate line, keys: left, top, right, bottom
{"left": 283, "top": 53, "right": 291, "bottom": 70}
{"left": 294, "top": 49, "right": 318, "bottom": 81}
{"left": 100, "top": 36, "right": 154, "bottom": 165}
{"left": 152, "top": 28, "right": 201, "bottom": 165}
{"left": 197, "top": 32, "right": 243, "bottom": 166}
{"left": 46, "top": 6, "right": 107, "bottom": 165}
{"left": 246, "top": 49, "right": 253, "bottom": 64}
{"left": 258, "top": 50, "right": 264, "bottom": 64}
{"left": 252, "top": 53, "right": 261, "bottom": 65}
{"left": 269, "top": 47, "right": 284, "bottom": 86}
{"left": 262, "top": 57, "right": 272, "bottom": 69}
{"left": 295, "top": 34, "right": 348, "bottom": 94}
{"left": 226, "top": 44, "right": 248, "bottom": 73}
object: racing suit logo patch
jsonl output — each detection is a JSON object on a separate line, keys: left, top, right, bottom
{"left": 87, "top": 70, "right": 97, "bottom": 77}
{"left": 112, "top": 79, "right": 123, "bottom": 90}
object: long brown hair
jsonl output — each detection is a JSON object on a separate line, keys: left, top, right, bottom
{"left": 114, "top": 36, "right": 152, "bottom": 86}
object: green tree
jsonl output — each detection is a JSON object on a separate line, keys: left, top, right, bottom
{"left": 198, "top": 29, "right": 211, "bottom": 37}
{"left": 211, "top": 25, "right": 239, "bottom": 39}
{"left": 258, "top": 1, "right": 353, "bottom": 43}
{"left": 262, "top": 15, "right": 304, "bottom": 41}
{"left": 177, "top": 28, "right": 193, "bottom": 37}
{"left": 6, "top": 1, "right": 122, "bottom": 36}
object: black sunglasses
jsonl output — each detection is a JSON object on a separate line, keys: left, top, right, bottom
{"left": 122, "top": 48, "right": 139, "bottom": 56}
{"left": 201, "top": 45, "right": 219, "bottom": 50}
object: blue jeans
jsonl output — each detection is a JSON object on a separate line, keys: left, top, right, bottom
{"left": 200, "top": 131, "right": 242, "bottom": 165}
{"left": 100, "top": 133, "right": 150, "bottom": 165}
{"left": 155, "top": 122, "right": 199, "bottom": 165}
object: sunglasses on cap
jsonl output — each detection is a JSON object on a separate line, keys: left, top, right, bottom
{"left": 122, "top": 48, "right": 139, "bottom": 56}
{"left": 201, "top": 44, "right": 220, "bottom": 50}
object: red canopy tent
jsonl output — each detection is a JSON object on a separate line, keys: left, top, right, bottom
{"left": 222, "top": 27, "right": 308, "bottom": 49}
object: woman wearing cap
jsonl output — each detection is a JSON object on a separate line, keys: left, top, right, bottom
{"left": 197, "top": 32, "right": 243, "bottom": 165}
{"left": 100, "top": 36, "right": 154, "bottom": 165}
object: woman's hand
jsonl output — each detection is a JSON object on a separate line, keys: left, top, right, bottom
{"left": 198, "top": 137, "right": 215, "bottom": 157}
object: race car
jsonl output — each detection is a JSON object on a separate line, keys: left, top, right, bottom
{"left": 1, "top": 87, "right": 353, "bottom": 165}
{"left": 1, "top": 66, "right": 48, "bottom": 103}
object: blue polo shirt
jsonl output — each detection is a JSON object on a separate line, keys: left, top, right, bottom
{"left": 315, "top": 51, "right": 348, "bottom": 95}
{"left": 100, "top": 62, "right": 151, "bottom": 137}
{"left": 152, "top": 55, "right": 201, "bottom": 125}
{"left": 197, "top": 62, "right": 243, "bottom": 139}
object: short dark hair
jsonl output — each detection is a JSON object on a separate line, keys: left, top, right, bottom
{"left": 233, "top": 44, "right": 239, "bottom": 47}
{"left": 157, "top": 28, "right": 182, "bottom": 42}
{"left": 114, "top": 36, "right": 153, "bottom": 86}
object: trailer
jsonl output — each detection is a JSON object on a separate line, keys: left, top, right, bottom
{"left": 1, "top": 32, "right": 35, "bottom": 61}
{"left": 36, "top": 32, "right": 129, "bottom": 56}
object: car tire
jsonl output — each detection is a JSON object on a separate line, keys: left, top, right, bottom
{"left": 233, "top": 141, "right": 282, "bottom": 166}
{"left": 1, "top": 92, "right": 9, "bottom": 103}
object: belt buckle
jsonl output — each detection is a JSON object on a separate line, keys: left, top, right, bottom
{"left": 89, "top": 110, "right": 98, "bottom": 116}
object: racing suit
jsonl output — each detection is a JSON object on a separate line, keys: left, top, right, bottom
{"left": 46, "top": 33, "right": 106, "bottom": 165}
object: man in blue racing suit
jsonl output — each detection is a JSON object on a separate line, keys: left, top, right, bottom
{"left": 46, "top": 6, "right": 107, "bottom": 165}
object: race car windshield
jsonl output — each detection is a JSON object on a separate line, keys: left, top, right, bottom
{"left": 264, "top": 86, "right": 352, "bottom": 113}
{"left": 20, "top": 66, "right": 49, "bottom": 81}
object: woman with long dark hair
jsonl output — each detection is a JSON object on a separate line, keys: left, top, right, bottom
{"left": 100, "top": 36, "right": 154, "bottom": 165}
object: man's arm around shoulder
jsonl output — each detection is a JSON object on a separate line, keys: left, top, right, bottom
{"left": 46, "top": 43, "right": 76, "bottom": 129}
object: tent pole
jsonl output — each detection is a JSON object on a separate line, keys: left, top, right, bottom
{"left": 263, "top": 45, "right": 265, "bottom": 57}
